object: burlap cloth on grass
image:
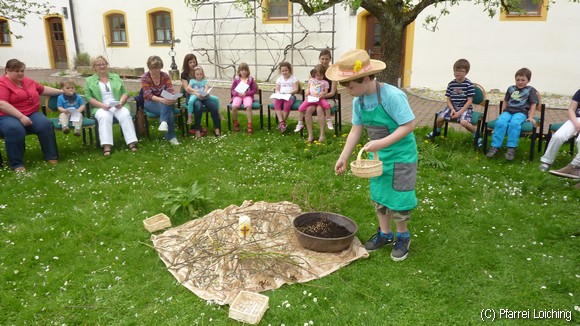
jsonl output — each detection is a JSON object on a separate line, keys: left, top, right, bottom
{"left": 151, "top": 200, "right": 369, "bottom": 305}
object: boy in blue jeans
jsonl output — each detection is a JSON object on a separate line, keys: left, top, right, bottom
{"left": 486, "top": 68, "right": 538, "bottom": 161}
{"left": 426, "top": 59, "right": 479, "bottom": 144}
{"left": 328, "top": 49, "right": 417, "bottom": 262}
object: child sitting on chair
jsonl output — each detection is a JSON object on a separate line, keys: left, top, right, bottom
{"left": 486, "top": 68, "right": 538, "bottom": 161}
{"left": 426, "top": 59, "right": 477, "bottom": 142}
{"left": 187, "top": 66, "right": 221, "bottom": 137}
{"left": 294, "top": 64, "right": 331, "bottom": 137}
{"left": 230, "top": 63, "right": 258, "bottom": 134}
{"left": 57, "top": 79, "right": 85, "bottom": 137}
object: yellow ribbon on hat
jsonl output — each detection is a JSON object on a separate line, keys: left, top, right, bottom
{"left": 353, "top": 60, "right": 362, "bottom": 73}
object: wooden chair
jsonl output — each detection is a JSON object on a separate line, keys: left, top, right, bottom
{"left": 430, "top": 83, "right": 489, "bottom": 147}
{"left": 481, "top": 91, "right": 545, "bottom": 161}
{"left": 44, "top": 96, "right": 95, "bottom": 145}
{"left": 267, "top": 86, "right": 305, "bottom": 131}
{"left": 0, "top": 104, "right": 58, "bottom": 167}
{"left": 226, "top": 88, "right": 264, "bottom": 131}
{"left": 87, "top": 101, "right": 139, "bottom": 148}
{"left": 135, "top": 88, "right": 186, "bottom": 139}
{"left": 177, "top": 87, "right": 220, "bottom": 134}
{"left": 543, "top": 122, "right": 577, "bottom": 157}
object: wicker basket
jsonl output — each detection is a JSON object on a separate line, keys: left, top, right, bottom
{"left": 143, "top": 213, "right": 172, "bottom": 233}
{"left": 228, "top": 291, "right": 269, "bottom": 324}
{"left": 350, "top": 148, "right": 382, "bottom": 178}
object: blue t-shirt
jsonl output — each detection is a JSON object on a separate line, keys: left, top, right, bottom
{"left": 352, "top": 83, "right": 415, "bottom": 126}
{"left": 189, "top": 79, "right": 207, "bottom": 92}
{"left": 445, "top": 78, "right": 474, "bottom": 111}
{"left": 57, "top": 93, "right": 84, "bottom": 110}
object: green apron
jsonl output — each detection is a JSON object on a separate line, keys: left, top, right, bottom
{"left": 360, "top": 82, "right": 418, "bottom": 211}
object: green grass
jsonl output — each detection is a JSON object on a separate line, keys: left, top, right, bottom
{"left": 1, "top": 119, "right": 578, "bottom": 325}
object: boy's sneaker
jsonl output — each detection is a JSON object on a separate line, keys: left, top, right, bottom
{"left": 74, "top": 128, "right": 81, "bottom": 136}
{"left": 549, "top": 164, "right": 580, "bottom": 179}
{"left": 364, "top": 228, "right": 394, "bottom": 251}
{"left": 62, "top": 126, "right": 70, "bottom": 134}
{"left": 391, "top": 236, "right": 411, "bottom": 262}
{"left": 294, "top": 123, "right": 304, "bottom": 132}
{"left": 158, "top": 121, "right": 168, "bottom": 132}
{"left": 326, "top": 118, "right": 334, "bottom": 130}
{"left": 539, "top": 163, "right": 550, "bottom": 172}
{"left": 505, "top": 147, "right": 516, "bottom": 161}
{"left": 477, "top": 137, "right": 484, "bottom": 148}
{"left": 425, "top": 131, "right": 440, "bottom": 139}
{"left": 486, "top": 147, "right": 500, "bottom": 158}
{"left": 168, "top": 138, "right": 180, "bottom": 145}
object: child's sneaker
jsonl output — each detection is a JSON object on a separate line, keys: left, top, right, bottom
{"left": 168, "top": 138, "right": 180, "bottom": 145}
{"left": 364, "top": 228, "right": 394, "bottom": 252}
{"left": 539, "top": 163, "right": 550, "bottom": 172}
{"left": 425, "top": 130, "right": 440, "bottom": 139}
{"left": 486, "top": 147, "right": 500, "bottom": 158}
{"left": 294, "top": 122, "right": 304, "bottom": 132}
{"left": 505, "top": 147, "right": 516, "bottom": 161}
{"left": 158, "top": 121, "right": 168, "bottom": 132}
{"left": 391, "top": 235, "right": 411, "bottom": 261}
{"left": 477, "top": 137, "right": 484, "bottom": 148}
{"left": 74, "top": 128, "right": 81, "bottom": 137}
{"left": 326, "top": 118, "right": 334, "bottom": 130}
{"left": 62, "top": 126, "right": 70, "bottom": 134}
{"left": 278, "top": 121, "right": 287, "bottom": 132}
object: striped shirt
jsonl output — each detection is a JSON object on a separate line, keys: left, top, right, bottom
{"left": 445, "top": 78, "right": 474, "bottom": 111}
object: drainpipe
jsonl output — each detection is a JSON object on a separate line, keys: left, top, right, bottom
{"left": 68, "top": 0, "right": 80, "bottom": 55}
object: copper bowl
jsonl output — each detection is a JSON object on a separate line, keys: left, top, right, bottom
{"left": 293, "top": 212, "right": 358, "bottom": 253}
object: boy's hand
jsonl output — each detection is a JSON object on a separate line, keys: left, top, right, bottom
{"left": 363, "top": 140, "right": 383, "bottom": 153}
{"left": 527, "top": 117, "right": 535, "bottom": 124}
{"left": 335, "top": 158, "right": 347, "bottom": 175}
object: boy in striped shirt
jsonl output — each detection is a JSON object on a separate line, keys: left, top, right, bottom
{"left": 426, "top": 59, "right": 478, "bottom": 143}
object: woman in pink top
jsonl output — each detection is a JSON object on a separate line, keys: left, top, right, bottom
{"left": 0, "top": 59, "right": 63, "bottom": 171}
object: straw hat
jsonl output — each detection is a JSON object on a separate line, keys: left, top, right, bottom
{"left": 325, "top": 49, "right": 386, "bottom": 82}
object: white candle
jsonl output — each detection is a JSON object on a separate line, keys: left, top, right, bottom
{"left": 238, "top": 215, "right": 251, "bottom": 238}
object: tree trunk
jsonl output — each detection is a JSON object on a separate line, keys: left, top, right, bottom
{"left": 377, "top": 17, "right": 405, "bottom": 87}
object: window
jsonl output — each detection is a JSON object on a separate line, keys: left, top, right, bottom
{"left": 109, "top": 14, "right": 127, "bottom": 44}
{"left": 151, "top": 11, "right": 172, "bottom": 44}
{"left": 0, "top": 19, "right": 11, "bottom": 46}
{"left": 263, "top": 0, "right": 292, "bottom": 24}
{"left": 501, "top": 0, "right": 547, "bottom": 21}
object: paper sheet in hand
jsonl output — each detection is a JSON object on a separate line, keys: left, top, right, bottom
{"left": 269, "top": 93, "right": 291, "bottom": 101}
{"left": 198, "top": 87, "right": 213, "bottom": 97}
{"left": 108, "top": 100, "right": 120, "bottom": 107}
{"left": 66, "top": 108, "right": 82, "bottom": 122}
{"left": 161, "top": 90, "right": 182, "bottom": 100}
{"left": 307, "top": 96, "right": 320, "bottom": 103}
{"left": 234, "top": 82, "right": 249, "bottom": 94}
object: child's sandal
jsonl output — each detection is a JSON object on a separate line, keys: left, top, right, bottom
{"left": 247, "top": 126, "right": 253, "bottom": 134}
{"left": 234, "top": 122, "right": 240, "bottom": 132}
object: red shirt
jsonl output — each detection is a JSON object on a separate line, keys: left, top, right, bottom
{"left": 0, "top": 75, "right": 44, "bottom": 117}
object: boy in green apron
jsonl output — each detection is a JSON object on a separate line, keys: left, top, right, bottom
{"left": 327, "top": 49, "right": 418, "bottom": 261}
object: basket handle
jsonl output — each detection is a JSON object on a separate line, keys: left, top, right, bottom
{"left": 356, "top": 148, "right": 379, "bottom": 161}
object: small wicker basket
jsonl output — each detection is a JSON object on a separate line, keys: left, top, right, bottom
{"left": 143, "top": 213, "right": 172, "bottom": 233}
{"left": 350, "top": 148, "right": 382, "bottom": 178}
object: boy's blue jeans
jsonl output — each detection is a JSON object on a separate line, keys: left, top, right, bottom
{"left": 0, "top": 112, "right": 58, "bottom": 169}
{"left": 144, "top": 101, "right": 176, "bottom": 140}
{"left": 491, "top": 111, "right": 527, "bottom": 148}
